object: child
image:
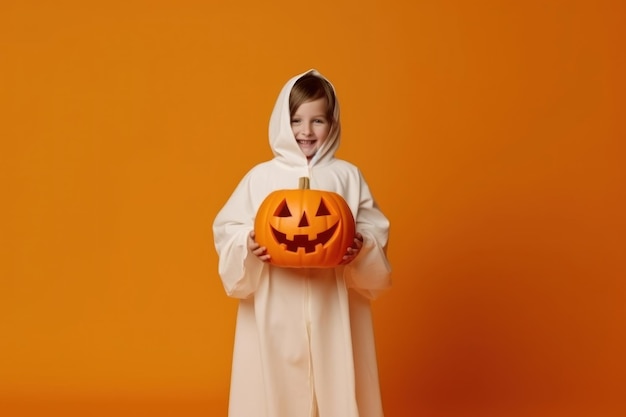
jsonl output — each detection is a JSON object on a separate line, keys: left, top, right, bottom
{"left": 213, "top": 69, "right": 391, "bottom": 417}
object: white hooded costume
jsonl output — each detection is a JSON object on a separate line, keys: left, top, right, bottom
{"left": 213, "top": 69, "right": 391, "bottom": 417}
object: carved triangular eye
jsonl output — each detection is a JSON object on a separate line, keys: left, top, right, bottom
{"left": 274, "top": 199, "right": 292, "bottom": 217}
{"left": 315, "top": 198, "right": 331, "bottom": 216}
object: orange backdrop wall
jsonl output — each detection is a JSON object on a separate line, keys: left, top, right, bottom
{"left": 1, "top": 1, "right": 624, "bottom": 416}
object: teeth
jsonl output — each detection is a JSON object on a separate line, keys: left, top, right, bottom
{"left": 286, "top": 233, "right": 317, "bottom": 241}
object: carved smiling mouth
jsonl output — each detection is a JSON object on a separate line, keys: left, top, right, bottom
{"left": 271, "top": 222, "right": 338, "bottom": 253}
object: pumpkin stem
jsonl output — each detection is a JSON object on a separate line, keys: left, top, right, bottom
{"left": 299, "top": 177, "right": 310, "bottom": 190}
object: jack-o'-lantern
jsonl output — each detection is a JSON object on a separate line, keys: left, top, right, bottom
{"left": 254, "top": 177, "right": 355, "bottom": 268}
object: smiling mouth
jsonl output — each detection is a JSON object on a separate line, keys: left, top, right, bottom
{"left": 271, "top": 222, "right": 338, "bottom": 253}
{"left": 297, "top": 140, "right": 316, "bottom": 145}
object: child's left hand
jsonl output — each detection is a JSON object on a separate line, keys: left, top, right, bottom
{"left": 341, "top": 232, "right": 363, "bottom": 264}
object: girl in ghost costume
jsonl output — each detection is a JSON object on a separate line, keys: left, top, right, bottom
{"left": 213, "top": 69, "right": 391, "bottom": 417}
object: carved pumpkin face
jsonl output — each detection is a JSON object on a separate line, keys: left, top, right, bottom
{"left": 254, "top": 178, "right": 355, "bottom": 268}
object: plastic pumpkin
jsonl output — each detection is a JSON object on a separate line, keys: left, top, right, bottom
{"left": 254, "top": 177, "right": 356, "bottom": 268}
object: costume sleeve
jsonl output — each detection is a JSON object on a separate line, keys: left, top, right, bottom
{"left": 344, "top": 171, "right": 392, "bottom": 300}
{"left": 212, "top": 173, "right": 266, "bottom": 299}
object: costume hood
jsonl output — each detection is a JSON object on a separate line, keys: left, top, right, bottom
{"left": 268, "top": 69, "right": 341, "bottom": 167}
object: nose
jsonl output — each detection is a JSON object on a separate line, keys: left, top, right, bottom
{"left": 298, "top": 212, "right": 309, "bottom": 227}
{"left": 300, "top": 123, "right": 312, "bottom": 137}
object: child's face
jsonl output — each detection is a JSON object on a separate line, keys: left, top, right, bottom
{"left": 290, "top": 98, "right": 331, "bottom": 160}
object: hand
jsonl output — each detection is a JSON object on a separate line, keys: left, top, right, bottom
{"left": 248, "top": 231, "right": 271, "bottom": 263}
{"left": 341, "top": 232, "right": 363, "bottom": 265}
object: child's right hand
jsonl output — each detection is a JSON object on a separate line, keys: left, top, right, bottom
{"left": 248, "top": 231, "right": 271, "bottom": 263}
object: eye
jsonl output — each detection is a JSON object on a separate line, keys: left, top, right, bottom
{"left": 315, "top": 198, "right": 331, "bottom": 216}
{"left": 290, "top": 118, "right": 301, "bottom": 125}
{"left": 314, "top": 119, "right": 326, "bottom": 124}
{"left": 274, "top": 199, "right": 292, "bottom": 217}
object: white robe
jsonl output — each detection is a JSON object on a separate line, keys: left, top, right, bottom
{"left": 213, "top": 69, "right": 392, "bottom": 417}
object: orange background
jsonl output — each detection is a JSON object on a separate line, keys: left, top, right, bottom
{"left": 1, "top": 1, "right": 625, "bottom": 416}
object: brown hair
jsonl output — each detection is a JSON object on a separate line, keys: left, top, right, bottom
{"left": 289, "top": 73, "right": 337, "bottom": 121}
